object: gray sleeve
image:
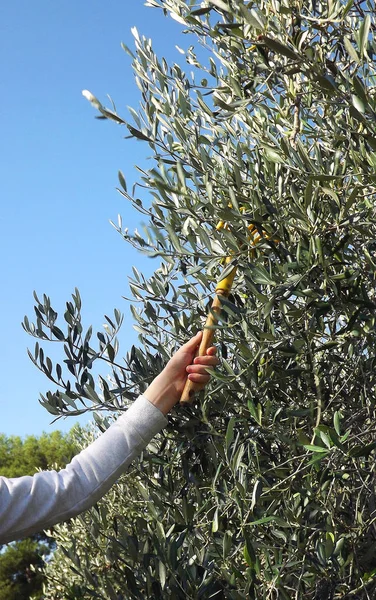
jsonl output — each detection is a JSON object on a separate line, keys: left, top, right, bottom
{"left": 0, "top": 395, "right": 167, "bottom": 545}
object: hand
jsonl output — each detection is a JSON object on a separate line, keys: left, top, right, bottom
{"left": 144, "top": 332, "right": 219, "bottom": 415}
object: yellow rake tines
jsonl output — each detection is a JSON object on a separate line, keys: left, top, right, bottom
{"left": 180, "top": 219, "right": 269, "bottom": 405}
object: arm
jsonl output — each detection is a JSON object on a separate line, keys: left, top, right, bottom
{"left": 0, "top": 395, "right": 166, "bottom": 545}
{"left": 0, "top": 333, "right": 218, "bottom": 545}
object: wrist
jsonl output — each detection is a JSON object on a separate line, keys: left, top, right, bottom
{"left": 144, "top": 374, "right": 178, "bottom": 416}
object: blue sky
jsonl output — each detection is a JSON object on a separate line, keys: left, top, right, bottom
{"left": 0, "top": 1, "right": 185, "bottom": 437}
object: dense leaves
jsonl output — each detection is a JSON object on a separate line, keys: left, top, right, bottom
{"left": 24, "top": 0, "right": 376, "bottom": 597}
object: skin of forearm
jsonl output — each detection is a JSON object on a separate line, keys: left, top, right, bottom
{"left": 144, "top": 374, "right": 178, "bottom": 416}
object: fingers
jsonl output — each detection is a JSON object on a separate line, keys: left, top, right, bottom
{"left": 187, "top": 372, "right": 211, "bottom": 385}
{"left": 186, "top": 354, "right": 219, "bottom": 379}
{"left": 186, "top": 363, "right": 213, "bottom": 375}
{"left": 186, "top": 346, "right": 218, "bottom": 375}
{"left": 193, "top": 352, "right": 219, "bottom": 366}
{"left": 183, "top": 340, "right": 219, "bottom": 388}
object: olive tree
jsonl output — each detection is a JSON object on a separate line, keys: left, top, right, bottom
{"left": 24, "top": 0, "right": 376, "bottom": 597}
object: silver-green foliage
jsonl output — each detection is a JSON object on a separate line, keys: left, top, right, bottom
{"left": 26, "top": 0, "right": 376, "bottom": 597}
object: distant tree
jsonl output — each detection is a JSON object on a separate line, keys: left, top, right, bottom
{"left": 0, "top": 430, "right": 77, "bottom": 600}
{"left": 22, "top": 0, "right": 376, "bottom": 597}
{"left": 0, "top": 538, "right": 49, "bottom": 600}
{"left": 0, "top": 430, "right": 77, "bottom": 478}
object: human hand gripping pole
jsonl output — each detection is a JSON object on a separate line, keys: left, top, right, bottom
{"left": 144, "top": 331, "right": 218, "bottom": 415}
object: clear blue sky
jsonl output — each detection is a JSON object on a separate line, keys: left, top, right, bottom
{"left": 0, "top": 1, "right": 185, "bottom": 437}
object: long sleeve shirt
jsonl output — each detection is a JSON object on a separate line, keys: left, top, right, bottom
{"left": 0, "top": 395, "right": 167, "bottom": 545}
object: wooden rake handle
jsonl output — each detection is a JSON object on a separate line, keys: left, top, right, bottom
{"left": 179, "top": 224, "right": 275, "bottom": 405}
{"left": 180, "top": 293, "right": 224, "bottom": 405}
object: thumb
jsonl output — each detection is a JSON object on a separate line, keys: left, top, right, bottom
{"left": 178, "top": 331, "right": 202, "bottom": 355}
